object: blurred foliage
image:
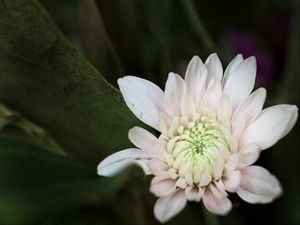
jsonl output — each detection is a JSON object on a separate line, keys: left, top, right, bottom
{"left": 0, "top": 0, "right": 141, "bottom": 164}
{"left": 0, "top": 0, "right": 299, "bottom": 224}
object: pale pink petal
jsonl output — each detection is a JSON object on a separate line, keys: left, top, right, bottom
{"left": 148, "top": 159, "right": 169, "bottom": 175}
{"left": 222, "top": 56, "right": 257, "bottom": 108}
{"left": 222, "top": 170, "right": 241, "bottom": 192}
{"left": 185, "top": 186, "right": 204, "bottom": 202}
{"left": 232, "top": 88, "right": 266, "bottom": 127}
{"left": 240, "top": 104, "right": 298, "bottom": 150}
{"left": 199, "top": 169, "right": 212, "bottom": 186}
{"left": 202, "top": 188, "right": 232, "bottom": 215}
{"left": 274, "top": 105, "right": 299, "bottom": 138}
{"left": 237, "top": 166, "right": 282, "bottom": 203}
{"left": 150, "top": 175, "right": 177, "bottom": 197}
{"left": 118, "top": 76, "right": 164, "bottom": 130}
{"left": 154, "top": 190, "right": 187, "bottom": 223}
{"left": 224, "top": 153, "right": 240, "bottom": 174}
{"left": 164, "top": 73, "right": 186, "bottom": 116}
{"left": 238, "top": 144, "right": 260, "bottom": 168}
{"left": 211, "top": 152, "right": 225, "bottom": 180}
{"left": 205, "top": 53, "right": 223, "bottom": 84}
{"left": 222, "top": 54, "right": 244, "bottom": 85}
{"left": 209, "top": 183, "right": 227, "bottom": 198}
{"left": 159, "top": 112, "right": 172, "bottom": 134}
{"left": 97, "top": 148, "right": 151, "bottom": 177}
{"left": 184, "top": 56, "right": 208, "bottom": 103}
{"left": 128, "top": 126, "right": 157, "bottom": 151}
{"left": 204, "top": 77, "right": 222, "bottom": 112}
{"left": 181, "top": 94, "right": 196, "bottom": 120}
{"left": 218, "top": 94, "right": 232, "bottom": 121}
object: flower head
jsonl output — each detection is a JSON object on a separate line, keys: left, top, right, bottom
{"left": 97, "top": 54, "right": 298, "bottom": 223}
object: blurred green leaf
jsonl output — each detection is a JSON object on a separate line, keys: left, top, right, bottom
{"left": 0, "top": 103, "right": 66, "bottom": 156}
{"left": 0, "top": 133, "right": 128, "bottom": 225}
{"left": 0, "top": 0, "right": 141, "bottom": 163}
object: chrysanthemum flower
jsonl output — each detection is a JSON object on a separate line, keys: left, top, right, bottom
{"left": 97, "top": 54, "right": 298, "bottom": 223}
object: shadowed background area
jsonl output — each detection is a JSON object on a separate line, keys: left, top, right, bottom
{"left": 0, "top": 0, "right": 299, "bottom": 224}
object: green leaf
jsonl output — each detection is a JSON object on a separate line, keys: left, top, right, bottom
{"left": 0, "top": 0, "right": 140, "bottom": 164}
{"left": 0, "top": 133, "right": 128, "bottom": 225}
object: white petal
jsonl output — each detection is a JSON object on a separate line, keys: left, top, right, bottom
{"left": 181, "top": 94, "right": 196, "bottom": 120}
{"left": 199, "top": 169, "right": 212, "bottom": 186}
{"left": 184, "top": 56, "right": 208, "bottom": 103}
{"left": 222, "top": 170, "right": 241, "bottom": 192}
{"left": 148, "top": 159, "right": 169, "bottom": 175}
{"left": 222, "top": 54, "right": 244, "bottom": 85}
{"left": 224, "top": 153, "right": 240, "bottom": 174}
{"left": 205, "top": 53, "right": 223, "bottom": 84}
{"left": 164, "top": 73, "right": 186, "bottom": 116}
{"left": 184, "top": 186, "right": 204, "bottom": 202}
{"left": 238, "top": 144, "right": 260, "bottom": 168}
{"left": 274, "top": 105, "right": 299, "bottom": 138}
{"left": 222, "top": 56, "right": 257, "bottom": 108}
{"left": 154, "top": 190, "right": 187, "bottom": 223}
{"left": 159, "top": 112, "right": 172, "bottom": 134}
{"left": 211, "top": 151, "right": 225, "bottom": 180}
{"left": 150, "top": 175, "right": 176, "bottom": 197}
{"left": 128, "top": 126, "right": 157, "bottom": 151}
{"left": 202, "top": 188, "right": 232, "bottom": 215}
{"left": 237, "top": 166, "right": 282, "bottom": 203}
{"left": 209, "top": 183, "right": 227, "bottom": 199}
{"left": 204, "top": 77, "right": 222, "bottom": 112}
{"left": 218, "top": 94, "right": 232, "bottom": 121}
{"left": 232, "top": 87, "right": 266, "bottom": 126}
{"left": 97, "top": 148, "right": 151, "bottom": 177}
{"left": 240, "top": 104, "right": 298, "bottom": 150}
{"left": 118, "top": 76, "right": 164, "bottom": 130}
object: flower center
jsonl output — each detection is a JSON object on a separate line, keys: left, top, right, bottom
{"left": 160, "top": 110, "right": 236, "bottom": 188}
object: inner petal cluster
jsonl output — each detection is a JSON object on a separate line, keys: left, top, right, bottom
{"left": 160, "top": 108, "right": 234, "bottom": 188}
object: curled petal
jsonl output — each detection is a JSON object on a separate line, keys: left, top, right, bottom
{"left": 205, "top": 53, "right": 223, "bottom": 84}
{"left": 232, "top": 88, "right": 266, "bottom": 125}
{"left": 150, "top": 175, "right": 177, "bottom": 197}
{"left": 237, "top": 166, "right": 282, "bottom": 203}
{"left": 184, "top": 186, "right": 204, "bottom": 202}
{"left": 159, "top": 112, "right": 172, "bottom": 134}
{"left": 97, "top": 148, "right": 152, "bottom": 177}
{"left": 224, "top": 153, "right": 240, "bottom": 174}
{"left": 148, "top": 159, "right": 169, "bottom": 175}
{"left": 222, "top": 54, "right": 243, "bottom": 85}
{"left": 218, "top": 94, "right": 232, "bottom": 121}
{"left": 202, "top": 188, "right": 232, "bottom": 215}
{"left": 223, "top": 56, "right": 257, "bottom": 108}
{"left": 238, "top": 144, "right": 260, "bottom": 168}
{"left": 204, "top": 77, "right": 222, "bottom": 112}
{"left": 184, "top": 56, "right": 208, "bottom": 103}
{"left": 222, "top": 170, "right": 241, "bottom": 192}
{"left": 181, "top": 94, "right": 196, "bottom": 120}
{"left": 128, "top": 126, "right": 157, "bottom": 151}
{"left": 154, "top": 190, "right": 187, "bottom": 223}
{"left": 118, "top": 76, "right": 164, "bottom": 130}
{"left": 241, "top": 104, "right": 298, "bottom": 150}
{"left": 164, "top": 73, "right": 186, "bottom": 116}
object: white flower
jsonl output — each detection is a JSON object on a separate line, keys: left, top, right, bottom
{"left": 97, "top": 54, "right": 298, "bottom": 223}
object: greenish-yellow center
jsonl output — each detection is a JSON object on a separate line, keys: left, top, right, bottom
{"left": 163, "top": 114, "right": 233, "bottom": 187}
